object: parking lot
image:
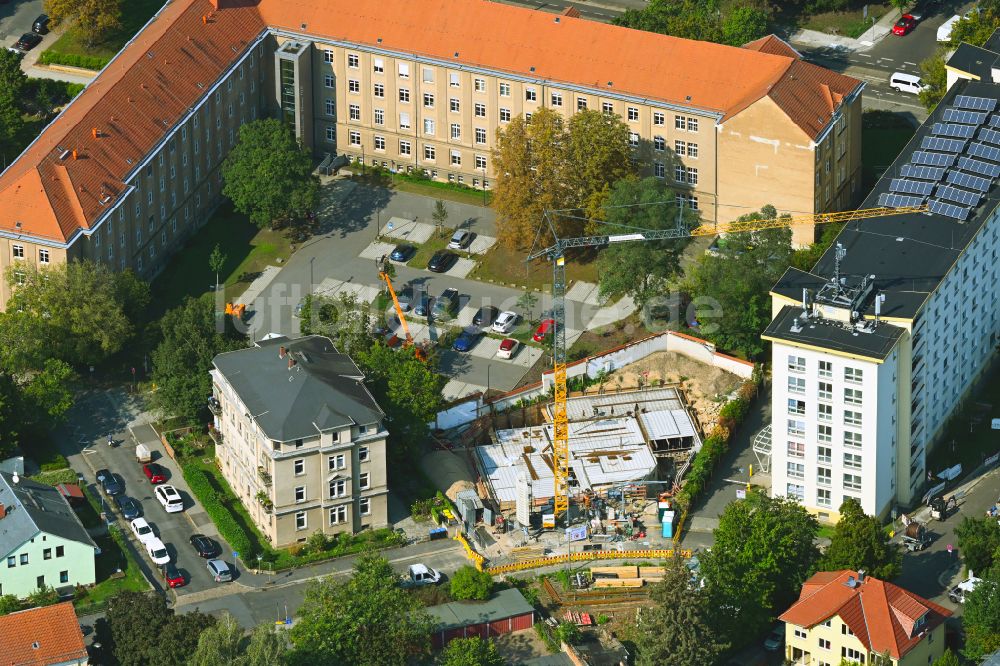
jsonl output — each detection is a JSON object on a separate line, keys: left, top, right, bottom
{"left": 77, "top": 422, "right": 240, "bottom": 599}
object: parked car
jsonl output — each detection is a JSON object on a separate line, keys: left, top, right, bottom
{"left": 130, "top": 517, "right": 156, "bottom": 544}
{"left": 143, "top": 463, "right": 167, "bottom": 485}
{"left": 432, "top": 288, "right": 459, "bottom": 319}
{"left": 155, "top": 485, "right": 184, "bottom": 513}
{"left": 453, "top": 326, "right": 484, "bottom": 352}
{"left": 404, "top": 563, "right": 442, "bottom": 586}
{"left": 497, "top": 338, "right": 519, "bottom": 359}
{"left": 948, "top": 575, "right": 983, "bottom": 603}
{"left": 389, "top": 243, "right": 415, "bottom": 262}
{"left": 97, "top": 469, "right": 124, "bottom": 496}
{"left": 763, "top": 623, "right": 784, "bottom": 651}
{"left": 447, "top": 229, "right": 472, "bottom": 250}
{"left": 413, "top": 292, "right": 433, "bottom": 317}
{"left": 533, "top": 318, "right": 556, "bottom": 342}
{"left": 889, "top": 72, "right": 928, "bottom": 95}
{"left": 892, "top": 13, "right": 917, "bottom": 35}
{"left": 189, "top": 534, "right": 219, "bottom": 558}
{"left": 163, "top": 562, "right": 185, "bottom": 588}
{"left": 207, "top": 559, "right": 233, "bottom": 582}
{"left": 32, "top": 15, "right": 50, "bottom": 34}
{"left": 472, "top": 305, "right": 499, "bottom": 327}
{"left": 427, "top": 250, "right": 457, "bottom": 273}
{"left": 114, "top": 495, "right": 142, "bottom": 520}
{"left": 145, "top": 538, "right": 170, "bottom": 565}
{"left": 13, "top": 33, "right": 42, "bottom": 51}
{"left": 492, "top": 310, "right": 518, "bottom": 334}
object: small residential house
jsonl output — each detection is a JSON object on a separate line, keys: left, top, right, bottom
{"left": 780, "top": 570, "right": 951, "bottom": 665}
{"left": 0, "top": 601, "right": 89, "bottom": 665}
{"left": 0, "top": 472, "right": 97, "bottom": 598}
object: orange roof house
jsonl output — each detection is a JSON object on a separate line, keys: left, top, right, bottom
{"left": 0, "top": 602, "right": 89, "bottom": 666}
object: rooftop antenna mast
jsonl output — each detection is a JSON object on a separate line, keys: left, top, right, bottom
{"left": 833, "top": 242, "right": 847, "bottom": 293}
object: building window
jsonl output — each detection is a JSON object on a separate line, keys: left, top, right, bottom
{"left": 422, "top": 67, "right": 433, "bottom": 83}
{"left": 844, "top": 411, "right": 862, "bottom": 427}
{"left": 818, "top": 446, "right": 832, "bottom": 464}
{"left": 525, "top": 87, "right": 537, "bottom": 102}
{"left": 551, "top": 92, "right": 563, "bottom": 107}
{"left": 295, "top": 511, "right": 307, "bottom": 530}
{"left": 601, "top": 101, "right": 614, "bottom": 115}
{"left": 845, "top": 367, "right": 864, "bottom": 383}
{"left": 359, "top": 497, "right": 371, "bottom": 515}
{"left": 373, "top": 83, "right": 385, "bottom": 99}
{"left": 688, "top": 117, "right": 699, "bottom": 132}
{"left": 326, "top": 126, "right": 335, "bottom": 142}
{"left": 475, "top": 127, "right": 487, "bottom": 145}
{"left": 842, "top": 647, "right": 864, "bottom": 662}
{"left": 399, "top": 112, "right": 411, "bottom": 129}
{"left": 329, "top": 454, "right": 346, "bottom": 471}
{"left": 399, "top": 88, "right": 410, "bottom": 103}
{"left": 360, "top": 472, "right": 370, "bottom": 490}
{"left": 628, "top": 132, "right": 639, "bottom": 148}
{"left": 475, "top": 103, "right": 486, "bottom": 118}
{"left": 358, "top": 446, "right": 369, "bottom": 462}
{"left": 374, "top": 136, "right": 385, "bottom": 151}
{"left": 330, "top": 505, "right": 347, "bottom": 524}
{"left": 423, "top": 93, "right": 434, "bottom": 108}
{"left": 787, "top": 462, "right": 804, "bottom": 479}
{"left": 499, "top": 82, "right": 510, "bottom": 97}
{"left": 10, "top": 244, "right": 23, "bottom": 259}
{"left": 844, "top": 431, "right": 862, "bottom": 448}
{"left": 577, "top": 97, "right": 587, "bottom": 110}
{"left": 450, "top": 123, "right": 461, "bottom": 140}
{"left": 674, "top": 165, "right": 686, "bottom": 183}
{"left": 38, "top": 249, "right": 49, "bottom": 264}
{"left": 844, "top": 452, "right": 863, "bottom": 470}
{"left": 6, "top": 556, "right": 13, "bottom": 568}
{"left": 398, "top": 62, "right": 409, "bottom": 79}
{"left": 842, "top": 624, "right": 855, "bottom": 636}
{"left": 653, "top": 162, "right": 665, "bottom": 178}
{"left": 348, "top": 79, "right": 360, "bottom": 93}
{"left": 43, "top": 548, "right": 51, "bottom": 560}
{"left": 374, "top": 109, "right": 384, "bottom": 125}
{"left": 788, "top": 399, "right": 806, "bottom": 415}
{"left": 474, "top": 77, "right": 486, "bottom": 92}
{"left": 500, "top": 108, "right": 511, "bottom": 123}
{"left": 348, "top": 104, "right": 360, "bottom": 121}
{"left": 449, "top": 72, "right": 460, "bottom": 87}
{"left": 794, "top": 628, "right": 807, "bottom": 639}
{"left": 423, "top": 119, "right": 435, "bottom": 135}
{"left": 350, "top": 131, "right": 361, "bottom": 146}
{"left": 424, "top": 145, "right": 436, "bottom": 161}
{"left": 818, "top": 360, "right": 833, "bottom": 377}
{"left": 843, "top": 474, "right": 862, "bottom": 491}
{"left": 347, "top": 53, "right": 359, "bottom": 68}
{"left": 450, "top": 150, "right": 461, "bottom": 166}
{"left": 818, "top": 382, "right": 832, "bottom": 401}
{"left": 475, "top": 154, "right": 487, "bottom": 170}
{"left": 293, "top": 459, "right": 305, "bottom": 475}
{"left": 787, "top": 441, "right": 805, "bottom": 458}
{"left": 653, "top": 111, "right": 665, "bottom": 125}
{"left": 787, "top": 419, "right": 805, "bottom": 437}
{"left": 817, "top": 488, "right": 832, "bottom": 507}
{"left": 786, "top": 483, "right": 805, "bottom": 500}
{"left": 788, "top": 377, "right": 806, "bottom": 394}
{"left": 686, "top": 167, "right": 698, "bottom": 185}
{"left": 817, "top": 403, "right": 832, "bottom": 422}
{"left": 399, "top": 140, "right": 411, "bottom": 156}
{"left": 624, "top": 106, "right": 637, "bottom": 121}
{"left": 322, "top": 49, "right": 333, "bottom": 63}
{"left": 675, "top": 115, "right": 687, "bottom": 130}
{"left": 844, "top": 388, "right": 863, "bottom": 405}
{"left": 329, "top": 479, "right": 347, "bottom": 498}
{"left": 60, "top": 570, "right": 69, "bottom": 583}
{"left": 818, "top": 425, "right": 832, "bottom": 443}
{"left": 20, "top": 554, "right": 28, "bottom": 565}
{"left": 450, "top": 98, "right": 460, "bottom": 113}
{"left": 787, "top": 355, "right": 806, "bottom": 373}
{"left": 295, "top": 486, "right": 306, "bottom": 503}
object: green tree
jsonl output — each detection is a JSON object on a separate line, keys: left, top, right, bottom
{"left": 449, "top": 566, "right": 494, "bottom": 601}
{"left": 438, "top": 637, "right": 504, "bottom": 666}
{"left": 104, "top": 591, "right": 172, "bottom": 666}
{"left": 721, "top": 5, "right": 770, "bottom": 46}
{"left": 955, "top": 516, "right": 1000, "bottom": 576}
{"left": 684, "top": 210, "right": 792, "bottom": 358}
{"left": 636, "top": 555, "right": 728, "bottom": 666}
{"left": 0, "top": 91, "right": 25, "bottom": 170}
{"left": 289, "top": 553, "right": 432, "bottom": 666}
{"left": 963, "top": 568, "right": 1000, "bottom": 661}
{"left": 221, "top": 119, "right": 319, "bottom": 228}
{"left": 151, "top": 295, "right": 243, "bottom": 422}
{"left": 564, "top": 109, "right": 634, "bottom": 228}
{"left": 0, "top": 594, "right": 19, "bottom": 615}
{"left": 150, "top": 611, "right": 216, "bottom": 666}
{"left": 300, "top": 293, "right": 375, "bottom": 357}
{"left": 614, "top": 0, "right": 724, "bottom": 42}
{"left": 931, "top": 649, "right": 961, "bottom": 666}
{"left": 22, "top": 359, "right": 76, "bottom": 424}
{"left": 702, "top": 490, "right": 820, "bottom": 647}
{"left": 209, "top": 243, "right": 228, "bottom": 293}
{"left": 190, "top": 613, "right": 244, "bottom": 666}
{"left": 43, "top": 0, "right": 121, "bottom": 47}
{"left": 819, "top": 498, "right": 902, "bottom": 580}
{"left": 432, "top": 199, "right": 449, "bottom": 238}
{"left": 0, "top": 261, "right": 149, "bottom": 372}
{"left": 242, "top": 623, "right": 290, "bottom": 666}
{"left": 0, "top": 49, "right": 27, "bottom": 101}
{"left": 918, "top": 48, "right": 948, "bottom": 111}
{"left": 596, "top": 176, "right": 692, "bottom": 310}
{"left": 555, "top": 620, "right": 581, "bottom": 645}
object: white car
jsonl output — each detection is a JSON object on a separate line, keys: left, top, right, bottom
{"left": 155, "top": 485, "right": 184, "bottom": 513}
{"left": 496, "top": 338, "right": 519, "bottom": 360}
{"left": 129, "top": 517, "right": 156, "bottom": 544}
{"left": 405, "top": 563, "right": 442, "bottom": 586}
{"left": 145, "top": 537, "right": 170, "bottom": 565}
{"left": 948, "top": 575, "right": 983, "bottom": 603}
{"left": 492, "top": 310, "right": 518, "bottom": 334}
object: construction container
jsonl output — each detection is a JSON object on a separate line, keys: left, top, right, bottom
{"left": 661, "top": 510, "right": 676, "bottom": 539}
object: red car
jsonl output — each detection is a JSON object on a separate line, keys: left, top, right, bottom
{"left": 143, "top": 463, "right": 167, "bottom": 484}
{"left": 533, "top": 319, "right": 556, "bottom": 342}
{"left": 163, "top": 562, "right": 185, "bottom": 588}
{"left": 892, "top": 14, "right": 917, "bottom": 36}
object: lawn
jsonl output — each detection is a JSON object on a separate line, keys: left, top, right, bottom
{"left": 862, "top": 112, "right": 917, "bottom": 190}
{"left": 469, "top": 243, "right": 600, "bottom": 292}
{"left": 39, "top": 0, "right": 166, "bottom": 69}
{"left": 349, "top": 169, "right": 491, "bottom": 207}
{"left": 800, "top": 3, "right": 892, "bottom": 38}
{"left": 74, "top": 528, "right": 148, "bottom": 614}
{"left": 926, "top": 359, "right": 1000, "bottom": 479}
{"left": 408, "top": 235, "right": 452, "bottom": 270}
{"left": 150, "top": 202, "right": 293, "bottom": 311}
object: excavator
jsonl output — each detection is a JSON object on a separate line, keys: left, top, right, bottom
{"left": 376, "top": 256, "right": 426, "bottom": 361}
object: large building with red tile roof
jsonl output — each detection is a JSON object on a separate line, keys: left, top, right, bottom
{"left": 779, "top": 570, "right": 951, "bottom": 665}
{"left": 0, "top": 0, "right": 862, "bottom": 308}
{"left": 0, "top": 602, "right": 89, "bottom": 666}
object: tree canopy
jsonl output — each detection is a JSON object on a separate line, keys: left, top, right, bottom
{"left": 963, "top": 566, "right": 1000, "bottom": 661}
{"left": 449, "top": 566, "right": 494, "bottom": 601}
{"left": 955, "top": 516, "right": 1000, "bottom": 576}
{"left": 614, "top": 0, "right": 771, "bottom": 46}
{"left": 438, "top": 637, "right": 504, "bottom": 666}
{"left": 288, "top": 553, "right": 432, "bottom": 665}
{"left": 636, "top": 555, "right": 728, "bottom": 666}
{"left": 819, "top": 498, "right": 902, "bottom": 580}
{"left": 701, "top": 490, "right": 819, "bottom": 647}
{"left": 221, "top": 119, "right": 319, "bottom": 228}
{"left": 43, "top": 0, "right": 121, "bottom": 47}
{"left": 99, "top": 590, "right": 216, "bottom": 666}
{"left": 190, "top": 613, "right": 289, "bottom": 666}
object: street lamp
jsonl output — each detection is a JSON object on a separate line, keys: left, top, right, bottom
{"left": 309, "top": 256, "right": 315, "bottom": 292}
{"left": 479, "top": 166, "right": 487, "bottom": 205}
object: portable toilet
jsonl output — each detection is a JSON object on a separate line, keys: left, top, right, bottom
{"left": 661, "top": 510, "right": 676, "bottom": 539}
{"left": 657, "top": 494, "right": 672, "bottom": 523}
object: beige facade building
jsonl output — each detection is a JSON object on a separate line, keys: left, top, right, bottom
{"left": 779, "top": 570, "right": 951, "bottom": 666}
{"left": 210, "top": 336, "right": 388, "bottom": 547}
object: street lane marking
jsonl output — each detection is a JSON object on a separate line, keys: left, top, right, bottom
{"left": 905, "top": 61, "right": 917, "bottom": 66}
{"left": 857, "top": 53, "right": 872, "bottom": 57}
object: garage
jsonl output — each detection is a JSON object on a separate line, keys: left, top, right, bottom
{"left": 425, "top": 588, "right": 536, "bottom": 649}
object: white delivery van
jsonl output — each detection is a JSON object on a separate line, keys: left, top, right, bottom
{"left": 938, "top": 14, "right": 960, "bottom": 42}
{"left": 890, "top": 72, "right": 926, "bottom": 95}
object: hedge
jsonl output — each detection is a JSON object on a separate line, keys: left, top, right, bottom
{"left": 181, "top": 462, "right": 256, "bottom": 559}
{"left": 37, "top": 50, "right": 110, "bottom": 71}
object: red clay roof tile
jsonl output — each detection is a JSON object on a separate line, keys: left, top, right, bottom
{"left": 0, "top": 602, "right": 88, "bottom": 666}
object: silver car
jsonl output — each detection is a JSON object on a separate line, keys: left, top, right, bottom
{"left": 207, "top": 558, "right": 232, "bottom": 582}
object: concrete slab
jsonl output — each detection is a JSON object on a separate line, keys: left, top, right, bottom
{"left": 586, "top": 296, "right": 636, "bottom": 329}
{"left": 237, "top": 265, "right": 281, "bottom": 306}
{"left": 565, "top": 280, "right": 602, "bottom": 306}
{"left": 442, "top": 378, "right": 487, "bottom": 402}
{"left": 454, "top": 304, "right": 479, "bottom": 328}
{"left": 315, "top": 278, "right": 380, "bottom": 304}
{"left": 445, "top": 257, "right": 476, "bottom": 279}
{"left": 358, "top": 241, "right": 398, "bottom": 261}
{"left": 381, "top": 218, "right": 434, "bottom": 244}
{"left": 467, "top": 234, "right": 497, "bottom": 255}
{"left": 469, "top": 336, "right": 502, "bottom": 359}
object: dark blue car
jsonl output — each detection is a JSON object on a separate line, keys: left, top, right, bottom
{"left": 389, "top": 244, "right": 415, "bottom": 262}
{"left": 114, "top": 495, "right": 142, "bottom": 520}
{"left": 452, "top": 327, "right": 483, "bottom": 352}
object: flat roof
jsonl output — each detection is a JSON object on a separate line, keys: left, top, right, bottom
{"left": 762, "top": 305, "right": 906, "bottom": 362}
{"left": 946, "top": 43, "right": 999, "bottom": 80}
{"left": 425, "top": 589, "right": 534, "bottom": 631}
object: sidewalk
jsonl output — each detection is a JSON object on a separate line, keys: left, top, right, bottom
{"left": 788, "top": 7, "right": 901, "bottom": 50}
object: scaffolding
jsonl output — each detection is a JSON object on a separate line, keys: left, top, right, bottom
{"left": 752, "top": 424, "right": 772, "bottom": 474}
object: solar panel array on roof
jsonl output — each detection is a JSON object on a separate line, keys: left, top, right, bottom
{"left": 935, "top": 184, "right": 982, "bottom": 207}
{"left": 946, "top": 169, "right": 992, "bottom": 192}
{"left": 900, "top": 164, "right": 945, "bottom": 180}
{"left": 921, "top": 136, "right": 967, "bottom": 153}
{"left": 928, "top": 198, "right": 971, "bottom": 220}
{"left": 990, "top": 114, "right": 1000, "bottom": 129}
{"left": 878, "top": 192, "right": 925, "bottom": 208}
{"left": 911, "top": 151, "right": 956, "bottom": 167}
{"left": 968, "top": 141, "right": 1000, "bottom": 162}
{"left": 957, "top": 155, "right": 1000, "bottom": 177}
{"left": 978, "top": 127, "right": 1000, "bottom": 146}
{"left": 943, "top": 108, "right": 988, "bottom": 125}
{"left": 889, "top": 178, "right": 935, "bottom": 196}
{"left": 932, "top": 123, "right": 977, "bottom": 139}
{"left": 955, "top": 95, "right": 997, "bottom": 111}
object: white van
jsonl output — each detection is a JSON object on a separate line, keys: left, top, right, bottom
{"left": 938, "top": 14, "right": 960, "bottom": 42}
{"left": 890, "top": 72, "right": 926, "bottom": 95}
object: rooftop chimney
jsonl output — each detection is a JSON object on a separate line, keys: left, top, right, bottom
{"left": 91, "top": 127, "right": 99, "bottom": 139}
{"left": 857, "top": 570, "right": 866, "bottom": 583}
{"left": 288, "top": 358, "right": 296, "bottom": 370}
{"left": 279, "top": 346, "right": 286, "bottom": 359}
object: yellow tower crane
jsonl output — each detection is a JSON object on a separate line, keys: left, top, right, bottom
{"left": 528, "top": 204, "right": 926, "bottom": 522}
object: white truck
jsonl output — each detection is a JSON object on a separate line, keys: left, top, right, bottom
{"left": 937, "top": 14, "right": 961, "bottom": 42}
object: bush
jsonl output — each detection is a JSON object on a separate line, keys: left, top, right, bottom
{"left": 0, "top": 595, "right": 21, "bottom": 616}
{"left": 181, "top": 463, "right": 254, "bottom": 559}
{"left": 555, "top": 621, "right": 581, "bottom": 645}
{"left": 36, "top": 50, "right": 110, "bottom": 71}
{"left": 450, "top": 566, "right": 494, "bottom": 600}
{"left": 534, "top": 622, "right": 560, "bottom": 654}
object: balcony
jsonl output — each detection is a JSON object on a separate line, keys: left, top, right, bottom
{"left": 208, "top": 396, "right": 222, "bottom": 416}
{"left": 257, "top": 466, "right": 272, "bottom": 487}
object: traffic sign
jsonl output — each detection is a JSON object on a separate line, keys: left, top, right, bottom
{"left": 565, "top": 525, "right": 587, "bottom": 542}
{"left": 233, "top": 551, "right": 239, "bottom": 559}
